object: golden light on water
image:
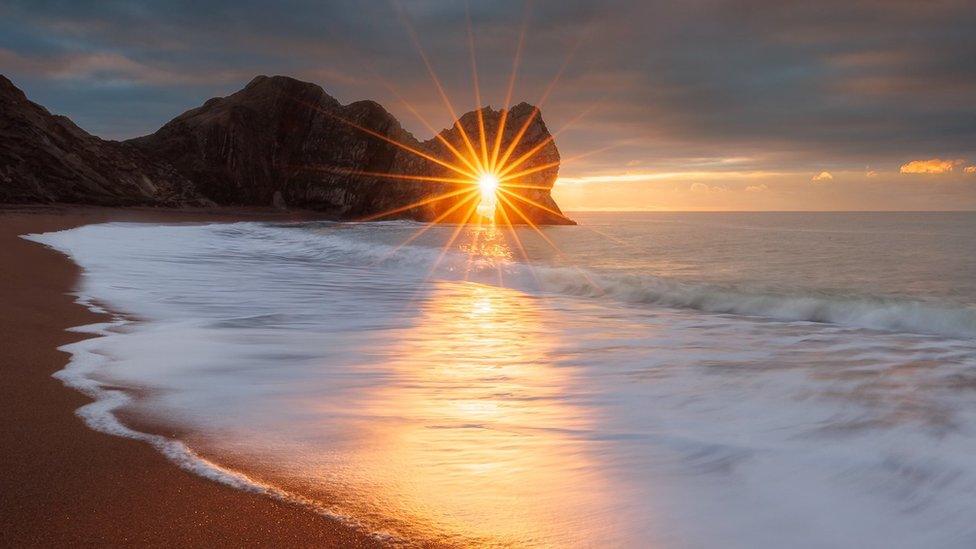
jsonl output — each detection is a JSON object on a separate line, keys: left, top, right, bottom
{"left": 211, "top": 275, "right": 620, "bottom": 546}
{"left": 337, "top": 280, "right": 610, "bottom": 546}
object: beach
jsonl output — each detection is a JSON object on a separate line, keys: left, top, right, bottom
{"left": 0, "top": 206, "right": 380, "bottom": 547}
{"left": 4, "top": 208, "right": 976, "bottom": 547}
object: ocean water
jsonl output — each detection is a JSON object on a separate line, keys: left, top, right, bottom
{"left": 26, "top": 212, "right": 976, "bottom": 548}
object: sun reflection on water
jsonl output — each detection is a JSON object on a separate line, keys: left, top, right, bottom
{"left": 459, "top": 224, "right": 513, "bottom": 268}
{"left": 341, "top": 277, "right": 608, "bottom": 546}
{"left": 209, "top": 229, "right": 621, "bottom": 546}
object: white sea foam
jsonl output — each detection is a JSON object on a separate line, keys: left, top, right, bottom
{"left": 196, "top": 221, "right": 976, "bottom": 338}
{"left": 42, "top": 287, "right": 400, "bottom": 544}
{"left": 205, "top": 221, "right": 976, "bottom": 339}
{"left": 21, "top": 215, "right": 976, "bottom": 548}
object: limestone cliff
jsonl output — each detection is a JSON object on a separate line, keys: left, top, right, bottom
{"left": 1, "top": 74, "right": 571, "bottom": 224}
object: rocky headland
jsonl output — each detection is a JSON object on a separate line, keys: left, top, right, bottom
{"left": 0, "top": 74, "right": 571, "bottom": 224}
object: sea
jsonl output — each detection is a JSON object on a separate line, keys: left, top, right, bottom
{"left": 26, "top": 212, "right": 976, "bottom": 548}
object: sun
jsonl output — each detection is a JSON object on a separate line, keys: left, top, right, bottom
{"left": 476, "top": 172, "right": 500, "bottom": 220}
{"left": 478, "top": 172, "right": 499, "bottom": 196}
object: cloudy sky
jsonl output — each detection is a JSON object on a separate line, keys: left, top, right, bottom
{"left": 2, "top": 0, "right": 975, "bottom": 210}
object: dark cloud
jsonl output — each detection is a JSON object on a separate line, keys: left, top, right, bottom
{"left": 1, "top": 0, "right": 974, "bottom": 171}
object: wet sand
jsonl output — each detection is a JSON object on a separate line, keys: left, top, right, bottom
{"left": 0, "top": 206, "right": 381, "bottom": 547}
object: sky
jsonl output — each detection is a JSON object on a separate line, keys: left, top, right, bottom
{"left": 2, "top": 0, "right": 975, "bottom": 211}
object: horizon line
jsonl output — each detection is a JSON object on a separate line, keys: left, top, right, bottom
{"left": 563, "top": 209, "right": 976, "bottom": 213}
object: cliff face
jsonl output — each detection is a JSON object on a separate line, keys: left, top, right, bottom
{"left": 0, "top": 75, "right": 205, "bottom": 206}
{"left": 129, "top": 75, "right": 428, "bottom": 215}
{"left": 1, "top": 74, "right": 571, "bottom": 224}
{"left": 131, "top": 75, "right": 571, "bottom": 224}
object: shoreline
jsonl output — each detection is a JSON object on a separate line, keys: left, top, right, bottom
{"left": 0, "top": 206, "right": 382, "bottom": 547}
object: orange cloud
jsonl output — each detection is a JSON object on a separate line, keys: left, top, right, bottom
{"left": 745, "top": 184, "right": 768, "bottom": 192}
{"left": 866, "top": 170, "right": 879, "bottom": 178}
{"left": 965, "top": 166, "right": 976, "bottom": 174}
{"left": 811, "top": 171, "right": 833, "bottom": 181}
{"left": 899, "top": 158, "right": 965, "bottom": 174}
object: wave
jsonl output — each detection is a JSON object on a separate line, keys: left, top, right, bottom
{"left": 534, "top": 268, "right": 976, "bottom": 339}
{"left": 52, "top": 296, "right": 400, "bottom": 545}
{"left": 231, "top": 222, "right": 976, "bottom": 340}
{"left": 30, "top": 221, "right": 976, "bottom": 342}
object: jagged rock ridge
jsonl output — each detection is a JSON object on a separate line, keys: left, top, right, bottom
{"left": 1, "top": 74, "right": 571, "bottom": 224}
{"left": 0, "top": 75, "right": 206, "bottom": 206}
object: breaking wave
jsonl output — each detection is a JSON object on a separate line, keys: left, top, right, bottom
{"left": 251, "top": 223, "right": 976, "bottom": 340}
{"left": 534, "top": 268, "right": 976, "bottom": 339}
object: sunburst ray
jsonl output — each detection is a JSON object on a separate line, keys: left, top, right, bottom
{"left": 429, "top": 198, "right": 481, "bottom": 277}
{"left": 496, "top": 102, "right": 601, "bottom": 179}
{"left": 497, "top": 192, "right": 606, "bottom": 294}
{"left": 499, "top": 160, "right": 561, "bottom": 182}
{"left": 489, "top": 35, "right": 583, "bottom": 177}
{"left": 493, "top": 198, "right": 547, "bottom": 290}
{"left": 370, "top": 73, "right": 482, "bottom": 175}
{"left": 488, "top": 1, "right": 531, "bottom": 173}
{"left": 496, "top": 192, "right": 561, "bottom": 249}
{"left": 393, "top": 0, "right": 484, "bottom": 172}
{"left": 358, "top": 187, "right": 475, "bottom": 222}
{"left": 495, "top": 182, "right": 552, "bottom": 191}
{"left": 465, "top": 3, "right": 490, "bottom": 169}
{"left": 500, "top": 142, "right": 623, "bottom": 185}
{"left": 369, "top": 191, "right": 481, "bottom": 270}
{"left": 295, "top": 98, "right": 478, "bottom": 180}
{"left": 300, "top": 165, "right": 476, "bottom": 186}
{"left": 497, "top": 187, "right": 575, "bottom": 224}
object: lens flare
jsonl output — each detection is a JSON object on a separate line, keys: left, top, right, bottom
{"left": 478, "top": 172, "right": 499, "bottom": 195}
{"left": 476, "top": 172, "right": 500, "bottom": 220}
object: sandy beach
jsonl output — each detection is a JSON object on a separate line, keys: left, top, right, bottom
{"left": 0, "top": 206, "right": 380, "bottom": 547}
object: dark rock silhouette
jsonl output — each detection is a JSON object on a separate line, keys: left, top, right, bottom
{"left": 416, "top": 102, "right": 566, "bottom": 224}
{"left": 1, "top": 74, "right": 571, "bottom": 224}
{"left": 0, "top": 75, "right": 206, "bottom": 206}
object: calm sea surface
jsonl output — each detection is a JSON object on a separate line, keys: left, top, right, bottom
{"left": 28, "top": 212, "right": 976, "bottom": 547}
